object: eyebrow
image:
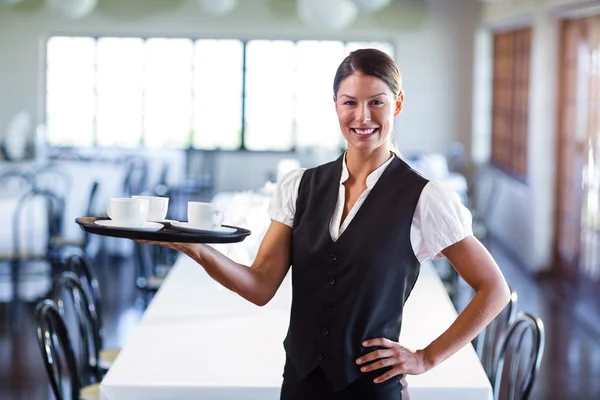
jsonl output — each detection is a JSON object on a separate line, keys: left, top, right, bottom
{"left": 339, "top": 93, "right": 388, "bottom": 99}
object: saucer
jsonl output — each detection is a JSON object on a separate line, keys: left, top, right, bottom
{"left": 149, "top": 219, "right": 178, "bottom": 225}
{"left": 170, "top": 222, "right": 237, "bottom": 235}
{"left": 94, "top": 220, "right": 164, "bottom": 232}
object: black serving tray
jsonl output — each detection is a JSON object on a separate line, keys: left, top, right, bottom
{"left": 75, "top": 217, "right": 251, "bottom": 244}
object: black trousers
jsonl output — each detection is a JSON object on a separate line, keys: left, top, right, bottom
{"left": 280, "top": 358, "right": 409, "bottom": 400}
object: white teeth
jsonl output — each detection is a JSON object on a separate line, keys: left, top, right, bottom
{"left": 354, "top": 128, "right": 376, "bottom": 135}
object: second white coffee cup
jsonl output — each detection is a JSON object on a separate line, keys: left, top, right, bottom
{"left": 188, "top": 202, "right": 224, "bottom": 230}
{"left": 132, "top": 196, "right": 169, "bottom": 221}
{"left": 108, "top": 198, "right": 149, "bottom": 227}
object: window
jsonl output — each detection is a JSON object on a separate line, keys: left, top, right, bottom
{"left": 491, "top": 28, "right": 531, "bottom": 180}
{"left": 45, "top": 37, "right": 394, "bottom": 151}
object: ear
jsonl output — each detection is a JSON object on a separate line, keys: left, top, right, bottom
{"left": 333, "top": 95, "right": 338, "bottom": 113}
{"left": 393, "top": 92, "right": 404, "bottom": 117}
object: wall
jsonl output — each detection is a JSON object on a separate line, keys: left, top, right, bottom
{"left": 473, "top": 0, "right": 598, "bottom": 272}
{"left": 0, "top": 0, "right": 480, "bottom": 191}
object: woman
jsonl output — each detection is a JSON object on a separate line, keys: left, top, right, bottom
{"left": 142, "top": 49, "right": 510, "bottom": 399}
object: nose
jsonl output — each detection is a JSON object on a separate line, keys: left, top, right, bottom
{"left": 355, "top": 104, "right": 371, "bottom": 123}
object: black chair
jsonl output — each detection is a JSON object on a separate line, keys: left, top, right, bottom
{"left": 467, "top": 165, "right": 501, "bottom": 242}
{"left": 133, "top": 241, "right": 173, "bottom": 306}
{"left": 53, "top": 272, "right": 102, "bottom": 384}
{"left": 65, "top": 254, "right": 121, "bottom": 371}
{"left": 476, "top": 288, "right": 519, "bottom": 382}
{"left": 153, "top": 161, "right": 171, "bottom": 197}
{"left": 493, "top": 312, "right": 545, "bottom": 400}
{"left": 123, "top": 156, "right": 149, "bottom": 197}
{"left": 32, "top": 164, "right": 72, "bottom": 195}
{"left": 0, "top": 188, "right": 65, "bottom": 329}
{"left": 65, "top": 255, "right": 103, "bottom": 339}
{"left": 171, "top": 149, "right": 216, "bottom": 220}
{"left": 0, "top": 169, "right": 34, "bottom": 193}
{"left": 51, "top": 181, "right": 100, "bottom": 258}
{"left": 34, "top": 299, "right": 100, "bottom": 400}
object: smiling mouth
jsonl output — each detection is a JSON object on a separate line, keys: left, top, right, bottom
{"left": 351, "top": 128, "right": 379, "bottom": 135}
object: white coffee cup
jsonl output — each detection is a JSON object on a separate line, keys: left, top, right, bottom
{"left": 132, "top": 196, "right": 169, "bottom": 222}
{"left": 188, "top": 202, "right": 224, "bottom": 230}
{"left": 107, "top": 198, "right": 149, "bottom": 227}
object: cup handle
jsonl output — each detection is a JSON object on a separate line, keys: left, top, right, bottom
{"left": 214, "top": 210, "right": 224, "bottom": 227}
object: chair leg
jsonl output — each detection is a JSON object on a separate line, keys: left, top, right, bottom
{"left": 10, "top": 261, "right": 19, "bottom": 332}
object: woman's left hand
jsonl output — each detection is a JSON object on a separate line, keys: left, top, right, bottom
{"left": 355, "top": 338, "right": 432, "bottom": 383}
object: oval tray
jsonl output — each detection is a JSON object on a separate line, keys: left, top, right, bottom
{"left": 75, "top": 217, "right": 251, "bottom": 244}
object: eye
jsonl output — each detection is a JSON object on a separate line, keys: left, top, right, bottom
{"left": 371, "top": 100, "right": 384, "bottom": 105}
{"left": 343, "top": 100, "right": 356, "bottom": 106}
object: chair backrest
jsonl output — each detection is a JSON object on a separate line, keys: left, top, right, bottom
{"left": 53, "top": 272, "right": 102, "bottom": 384}
{"left": 12, "top": 189, "right": 65, "bottom": 259}
{"left": 34, "top": 299, "right": 80, "bottom": 400}
{"left": 493, "top": 312, "right": 545, "bottom": 400}
{"left": 123, "top": 157, "right": 149, "bottom": 196}
{"left": 86, "top": 181, "right": 100, "bottom": 217}
{"left": 0, "top": 169, "right": 34, "bottom": 194}
{"left": 186, "top": 149, "right": 216, "bottom": 185}
{"left": 32, "top": 164, "right": 72, "bottom": 196}
{"left": 467, "top": 165, "right": 501, "bottom": 222}
{"left": 478, "top": 288, "right": 519, "bottom": 382}
{"left": 65, "top": 254, "right": 104, "bottom": 348}
{"left": 153, "top": 162, "right": 171, "bottom": 196}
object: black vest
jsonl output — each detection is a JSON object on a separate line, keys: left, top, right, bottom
{"left": 284, "top": 154, "right": 429, "bottom": 391}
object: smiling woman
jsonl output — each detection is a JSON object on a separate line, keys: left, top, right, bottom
{"left": 141, "top": 48, "right": 511, "bottom": 400}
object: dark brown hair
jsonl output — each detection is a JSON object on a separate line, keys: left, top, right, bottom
{"left": 333, "top": 48, "right": 402, "bottom": 99}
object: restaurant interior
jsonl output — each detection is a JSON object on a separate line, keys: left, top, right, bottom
{"left": 1, "top": 0, "right": 600, "bottom": 399}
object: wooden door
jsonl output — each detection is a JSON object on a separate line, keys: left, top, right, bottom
{"left": 555, "top": 16, "right": 600, "bottom": 285}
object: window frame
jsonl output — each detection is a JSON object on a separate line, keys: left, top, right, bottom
{"left": 43, "top": 35, "right": 395, "bottom": 153}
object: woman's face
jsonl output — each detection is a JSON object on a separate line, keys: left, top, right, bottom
{"left": 334, "top": 73, "right": 403, "bottom": 153}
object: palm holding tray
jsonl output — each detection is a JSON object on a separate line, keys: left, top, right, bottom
{"left": 76, "top": 197, "right": 251, "bottom": 244}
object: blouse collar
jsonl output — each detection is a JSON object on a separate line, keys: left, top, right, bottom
{"left": 340, "top": 152, "right": 395, "bottom": 189}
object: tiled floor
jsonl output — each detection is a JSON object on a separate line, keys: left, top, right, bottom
{"left": 1, "top": 241, "right": 600, "bottom": 399}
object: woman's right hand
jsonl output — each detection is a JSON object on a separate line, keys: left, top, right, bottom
{"left": 134, "top": 239, "right": 203, "bottom": 259}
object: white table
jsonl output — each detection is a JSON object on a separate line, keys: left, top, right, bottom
{"left": 101, "top": 256, "right": 492, "bottom": 400}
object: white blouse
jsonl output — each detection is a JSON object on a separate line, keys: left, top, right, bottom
{"left": 268, "top": 155, "right": 473, "bottom": 264}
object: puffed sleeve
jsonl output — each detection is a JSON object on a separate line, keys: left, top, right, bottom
{"left": 411, "top": 180, "right": 473, "bottom": 263}
{"left": 268, "top": 168, "right": 306, "bottom": 228}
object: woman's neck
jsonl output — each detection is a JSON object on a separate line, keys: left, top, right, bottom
{"left": 345, "top": 145, "right": 393, "bottom": 183}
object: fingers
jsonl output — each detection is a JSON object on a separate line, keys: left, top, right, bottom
{"left": 362, "top": 338, "right": 395, "bottom": 348}
{"left": 135, "top": 239, "right": 166, "bottom": 245}
{"left": 374, "top": 368, "right": 402, "bottom": 384}
{"left": 134, "top": 239, "right": 172, "bottom": 248}
{"left": 359, "top": 357, "right": 399, "bottom": 373}
{"left": 355, "top": 349, "right": 394, "bottom": 365}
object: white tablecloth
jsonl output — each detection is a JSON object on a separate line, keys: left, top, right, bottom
{"left": 101, "top": 256, "right": 492, "bottom": 400}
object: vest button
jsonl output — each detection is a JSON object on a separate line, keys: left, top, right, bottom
{"left": 324, "top": 303, "right": 332, "bottom": 312}
{"left": 317, "top": 353, "right": 324, "bottom": 361}
{"left": 321, "top": 327, "right": 329, "bottom": 336}
{"left": 328, "top": 276, "right": 336, "bottom": 285}
{"left": 329, "top": 252, "right": 338, "bottom": 261}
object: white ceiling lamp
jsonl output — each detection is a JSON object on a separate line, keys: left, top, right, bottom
{"left": 46, "top": 0, "right": 98, "bottom": 19}
{"left": 297, "top": 0, "right": 358, "bottom": 31}
{"left": 350, "top": 0, "right": 392, "bottom": 13}
{"left": 198, "top": 0, "right": 238, "bottom": 17}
